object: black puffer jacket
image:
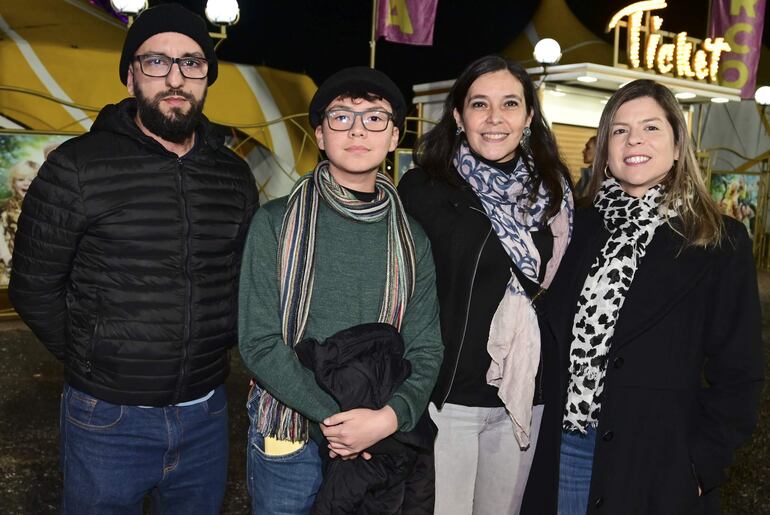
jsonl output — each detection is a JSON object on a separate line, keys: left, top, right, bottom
{"left": 9, "top": 98, "right": 259, "bottom": 406}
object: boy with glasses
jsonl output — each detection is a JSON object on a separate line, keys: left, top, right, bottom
{"left": 9, "top": 5, "right": 258, "bottom": 513}
{"left": 239, "top": 67, "right": 443, "bottom": 514}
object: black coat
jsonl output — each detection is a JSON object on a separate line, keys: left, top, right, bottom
{"left": 397, "top": 167, "right": 546, "bottom": 407}
{"left": 296, "top": 323, "right": 436, "bottom": 515}
{"left": 9, "top": 98, "right": 259, "bottom": 406}
{"left": 522, "top": 208, "right": 764, "bottom": 515}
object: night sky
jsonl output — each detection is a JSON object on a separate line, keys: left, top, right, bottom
{"left": 97, "top": 1, "right": 769, "bottom": 101}
{"left": 172, "top": 0, "right": 538, "bottom": 97}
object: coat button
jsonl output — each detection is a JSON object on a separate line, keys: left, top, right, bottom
{"left": 602, "top": 430, "right": 614, "bottom": 441}
{"left": 613, "top": 357, "right": 624, "bottom": 369}
{"left": 594, "top": 496, "right": 604, "bottom": 508}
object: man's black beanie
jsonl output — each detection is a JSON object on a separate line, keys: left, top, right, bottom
{"left": 119, "top": 3, "right": 218, "bottom": 86}
{"left": 308, "top": 67, "right": 407, "bottom": 130}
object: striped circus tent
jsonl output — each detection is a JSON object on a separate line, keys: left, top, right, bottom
{"left": 0, "top": 0, "right": 318, "bottom": 200}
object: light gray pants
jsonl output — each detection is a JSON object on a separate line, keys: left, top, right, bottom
{"left": 429, "top": 402, "right": 544, "bottom": 515}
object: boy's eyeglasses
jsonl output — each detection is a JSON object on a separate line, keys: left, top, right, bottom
{"left": 134, "top": 54, "right": 208, "bottom": 79}
{"left": 325, "top": 109, "right": 394, "bottom": 132}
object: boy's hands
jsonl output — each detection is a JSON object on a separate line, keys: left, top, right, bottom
{"left": 328, "top": 450, "right": 372, "bottom": 460}
{"left": 321, "top": 405, "right": 398, "bottom": 457}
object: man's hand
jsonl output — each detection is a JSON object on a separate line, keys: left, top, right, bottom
{"left": 321, "top": 406, "right": 398, "bottom": 456}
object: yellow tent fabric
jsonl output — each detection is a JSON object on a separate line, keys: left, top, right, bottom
{"left": 502, "top": 0, "right": 614, "bottom": 67}
{"left": 0, "top": 0, "right": 317, "bottom": 173}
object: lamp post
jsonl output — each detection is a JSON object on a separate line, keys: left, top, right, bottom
{"left": 205, "top": 0, "right": 241, "bottom": 45}
{"left": 533, "top": 38, "right": 561, "bottom": 88}
{"left": 533, "top": 38, "right": 562, "bottom": 66}
{"left": 755, "top": 86, "right": 770, "bottom": 136}
{"left": 110, "top": 0, "right": 240, "bottom": 45}
{"left": 755, "top": 86, "right": 770, "bottom": 106}
{"left": 109, "top": 0, "right": 147, "bottom": 26}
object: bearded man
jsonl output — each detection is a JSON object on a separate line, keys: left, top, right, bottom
{"left": 8, "top": 4, "right": 259, "bottom": 514}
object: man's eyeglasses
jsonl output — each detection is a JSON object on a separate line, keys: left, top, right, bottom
{"left": 134, "top": 54, "right": 209, "bottom": 80}
{"left": 325, "top": 109, "right": 394, "bottom": 132}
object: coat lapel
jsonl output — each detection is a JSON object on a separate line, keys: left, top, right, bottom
{"left": 547, "top": 214, "right": 713, "bottom": 355}
{"left": 610, "top": 224, "right": 712, "bottom": 350}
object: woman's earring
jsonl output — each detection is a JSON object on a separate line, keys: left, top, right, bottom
{"left": 456, "top": 126, "right": 463, "bottom": 136}
{"left": 604, "top": 165, "right": 612, "bottom": 178}
{"left": 520, "top": 126, "right": 532, "bottom": 153}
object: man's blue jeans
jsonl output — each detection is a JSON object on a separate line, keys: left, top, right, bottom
{"left": 60, "top": 383, "right": 229, "bottom": 515}
{"left": 246, "top": 385, "right": 323, "bottom": 515}
{"left": 558, "top": 425, "right": 597, "bottom": 515}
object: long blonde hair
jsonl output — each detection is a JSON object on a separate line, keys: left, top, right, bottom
{"left": 587, "top": 80, "right": 723, "bottom": 246}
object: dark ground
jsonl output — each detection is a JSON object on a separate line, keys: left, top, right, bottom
{"left": 1, "top": 274, "right": 769, "bottom": 514}
{"left": 0, "top": 322, "right": 252, "bottom": 515}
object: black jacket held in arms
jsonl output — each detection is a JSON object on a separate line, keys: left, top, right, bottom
{"left": 9, "top": 98, "right": 259, "bottom": 406}
{"left": 522, "top": 209, "right": 764, "bottom": 515}
{"left": 296, "top": 323, "right": 436, "bottom": 515}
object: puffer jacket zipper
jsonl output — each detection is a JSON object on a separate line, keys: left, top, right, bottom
{"left": 173, "top": 157, "right": 192, "bottom": 403}
{"left": 85, "top": 311, "right": 100, "bottom": 375}
{"left": 83, "top": 288, "right": 103, "bottom": 376}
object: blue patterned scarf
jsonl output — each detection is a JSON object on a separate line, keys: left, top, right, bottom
{"left": 453, "top": 140, "right": 573, "bottom": 291}
{"left": 453, "top": 140, "right": 573, "bottom": 447}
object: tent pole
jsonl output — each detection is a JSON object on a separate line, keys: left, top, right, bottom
{"left": 370, "top": 0, "right": 378, "bottom": 68}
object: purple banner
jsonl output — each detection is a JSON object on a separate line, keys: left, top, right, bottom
{"left": 709, "top": 0, "right": 767, "bottom": 99}
{"left": 376, "top": 0, "right": 439, "bottom": 46}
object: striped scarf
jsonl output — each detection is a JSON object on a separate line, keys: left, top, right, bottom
{"left": 254, "top": 160, "right": 417, "bottom": 441}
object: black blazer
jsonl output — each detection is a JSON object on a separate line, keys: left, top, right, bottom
{"left": 397, "top": 167, "right": 547, "bottom": 407}
{"left": 523, "top": 208, "right": 764, "bottom": 515}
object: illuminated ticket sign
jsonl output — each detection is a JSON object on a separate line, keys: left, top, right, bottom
{"left": 607, "top": 0, "right": 731, "bottom": 82}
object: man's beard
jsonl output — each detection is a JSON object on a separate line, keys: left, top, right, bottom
{"left": 134, "top": 83, "right": 206, "bottom": 144}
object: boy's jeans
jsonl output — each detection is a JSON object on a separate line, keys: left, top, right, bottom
{"left": 60, "top": 383, "right": 229, "bottom": 515}
{"left": 246, "top": 385, "right": 323, "bottom": 515}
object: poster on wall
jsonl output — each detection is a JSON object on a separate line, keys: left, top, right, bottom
{"left": 393, "top": 148, "right": 414, "bottom": 184}
{"left": 709, "top": 172, "right": 762, "bottom": 239}
{"left": 0, "top": 131, "right": 76, "bottom": 288}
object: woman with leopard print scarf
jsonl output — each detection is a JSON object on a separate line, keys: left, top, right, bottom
{"left": 522, "top": 80, "right": 763, "bottom": 515}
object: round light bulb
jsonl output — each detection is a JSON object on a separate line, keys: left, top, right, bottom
{"left": 755, "top": 86, "right": 770, "bottom": 106}
{"left": 533, "top": 38, "right": 562, "bottom": 65}
{"left": 205, "top": 0, "right": 240, "bottom": 25}
{"left": 110, "top": 0, "right": 147, "bottom": 15}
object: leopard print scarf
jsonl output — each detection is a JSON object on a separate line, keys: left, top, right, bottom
{"left": 563, "top": 178, "right": 672, "bottom": 434}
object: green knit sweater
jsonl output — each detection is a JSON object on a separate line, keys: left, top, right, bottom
{"left": 238, "top": 195, "right": 443, "bottom": 433}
